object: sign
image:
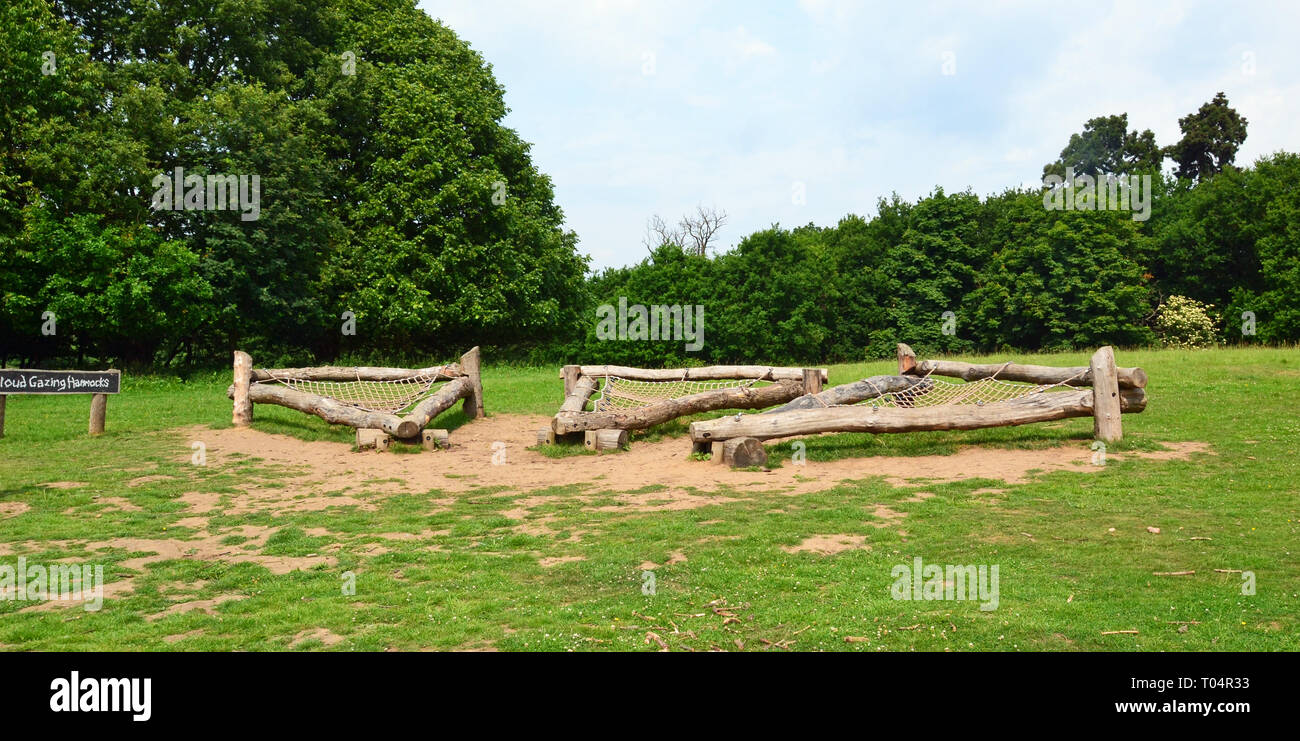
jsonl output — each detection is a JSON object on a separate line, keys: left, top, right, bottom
{"left": 0, "top": 370, "right": 121, "bottom": 395}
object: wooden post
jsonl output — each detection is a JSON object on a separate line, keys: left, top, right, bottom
{"left": 721, "top": 438, "right": 767, "bottom": 468}
{"left": 232, "top": 351, "right": 253, "bottom": 426}
{"left": 89, "top": 393, "right": 107, "bottom": 435}
{"left": 897, "top": 343, "right": 917, "bottom": 375}
{"left": 802, "top": 368, "right": 823, "bottom": 396}
{"left": 561, "top": 365, "right": 581, "bottom": 398}
{"left": 0, "top": 395, "right": 6, "bottom": 438}
{"left": 459, "top": 346, "right": 485, "bottom": 419}
{"left": 423, "top": 429, "right": 450, "bottom": 450}
{"left": 1090, "top": 346, "right": 1122, "bottom": 443}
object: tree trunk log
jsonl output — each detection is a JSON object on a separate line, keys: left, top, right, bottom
{"left": 401, "top": 377, "right": 470, "bottom": 430}
{"left": 1090, "top": 346, "right": 1123, "bottom": 443}
{"left": 908, "top": 357, "right": 1147, "bottom": 389}
{"left": 584, "top": 428, "right": 629, "bottom": 452}
{"left": 232, "top": 351, "right": 253, "bottom": 426}
{"left": 229, "top": 383, "right": 417, "bottom": 437}
{"left": 690, "top": 387, "right": 1146, "bottom": 442}
{"left": 897, "top": 343, "right": 917, "bottom": 374}
{"left": 721, "top": 437, "right": 766, "bottom": 468}
{"left": 574, "top": 365, "right": 826, "bottom": 382}
{"left": 802, "top": 368, "right": 823, "bottom": 396}
{"left": 764, "top": 375, "right": 932, "bottom": 414}
{"left": 88, "top": 393, "right": 107, "bottom": 435}
{"left": 250, "top": 364, "right": 463, "bottom": 383}
{"left": 553, "top": 380, "right": 803, "bottom": 434}
{"left": 459, "top": 346, "right": 485, "bottom": 419}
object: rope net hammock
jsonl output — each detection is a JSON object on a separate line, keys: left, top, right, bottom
{"left": 256, "top": 367, "right": 451, "bottom": 415}
{"left": 591, "top": 376, "right": 774, "bottom": 413}
{"left": 845, "top": 377, "right": 1064, "bottom": 409}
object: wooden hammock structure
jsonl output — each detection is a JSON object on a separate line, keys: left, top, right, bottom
{"left": 542, "top": 363, "right": 828, "bottom": 451}
{"left": 690, "top": 344, "right": 1147, "bottom": 466}
{"left": 228, "top": 347, "right": 484, "bottom": 441}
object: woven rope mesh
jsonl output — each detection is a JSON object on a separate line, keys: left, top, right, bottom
{"left": 257, "top": 367, "right": 450, "bottom": 415}
{"left": 591, "top": 376, "right": 771, "bottom": 412}
{"left": 841, "top": 377, "right": 1067, "bottom": 409}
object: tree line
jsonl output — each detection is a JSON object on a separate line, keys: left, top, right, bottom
{"left": 2, "top": 1, "right": 1296, "bottom": 370}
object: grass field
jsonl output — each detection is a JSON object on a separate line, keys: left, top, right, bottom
{"left": 1, "top": 347, "right": 1297, "bottom": 651}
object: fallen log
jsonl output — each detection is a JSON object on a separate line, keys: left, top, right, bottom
{"left": 763, "top": 375, "right": 932, "bottom": 414}
{"left": 553, "top": 380, "right": 804, "bottom": 434}
{"left": 228, "top": 382, "right": 418, "bottom": 438}
{"left": 400, "top": 377, "right": 471, "bottom": 430}
{"left": 571, "top": 365, "right": 826, "bottom": 383}
{"left": 584, "top": 428, "right": 629, "bottom": 452}
{"left": 690, "top": 387, "right": 1147, "bottom": 443}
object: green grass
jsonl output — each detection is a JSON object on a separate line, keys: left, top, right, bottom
{"left": 1, "top": 347, "right": 1297, "bottom": 651}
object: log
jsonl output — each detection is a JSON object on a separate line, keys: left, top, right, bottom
{"left": 897, "top": 343, "right": 917, "bottom": 374}
{"left": 553, "top": 380, "right": 804, "bottom": 434}
{"left": 573, "top": 365, "right": 827, "bottom": 383}
{"left": 1090, "top": 346, "right": 1123, "bottom": 443}
{"left": 401, "top": 377, "right": 471, "bottom": 430}
{"left": 722, "top": 437, "right": 767, "bottom": 468}
{"left": 584, "top": 428, "right": 629, "bottom": 452}
{"left": 356, "top": 428, "right": 390, "bottom": 450}
{"left": 561, "top": 365, "right": 581, "bottom": 397}
{"left": 908, "top": 357, "right": 1147, "bottom": 389}
{"left": 536, "top": 428, "right": 557, "bottom": 446}
{"left": 249, "top": 364, "right": 463, "bottom": 383}
{"left": 232, "top": 351, "right": 253, "bottom": 426}
{"left": 88, "top": 393, "right": 108, "bottom": 435}
{"left": 459, "top": 346, "right": 485, "bottom": 419}
{"left": 557, "top": 376, "right": 598, "bottom": 415}
{"left": 229, "top": 382, "right": 417, "bottom": 437}
{"left": 764, "top": 375, "right": 932, "bottom": 414}
{"left": 802, "top": 368, "right": 823, "bottom": 396}
{"left": 423, "top": 428, "right": 450, "bottom": 450}
{"left": 690, "top": 387, "right": 1147, "bottom": 443}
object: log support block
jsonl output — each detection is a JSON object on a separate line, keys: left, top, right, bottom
{"left": 423, "top": 428, "right": 450, "bottom": 450}
{"left": 721, "top": 437, "right": 767, "bottom": 468}
{"left": 356, "top": 428, "right": 391, "bottom": 451}
{"left": 584, "top": 428, "right": 628, "bottom": 453}
{"left": 691, "top": 440, "right": 712, "bottom": 457}
{"left": 802, "top": 368, "right": 823, "bottom": 396}
{"left": 232, "top": 351, "right": 253, "bottom": 426}
{"left": 89, "top": 393, "right": 107, "bottom": 436}
{"left": 536, "top": 427, "right": 557, "bottom": 446}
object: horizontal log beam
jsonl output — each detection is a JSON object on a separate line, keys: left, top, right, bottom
{"left": 690, "top": 388, "right": 1146, "bottom": 443}
{"left": 401, "top": 377, "right": 471, "bottom": 430}
{"left": 909, "top": 358, "right": 1147, "bottom": 389}
{"left": 568, "top": 365, "right": 827, "bottom": 383}
{"left": 228, "top": 383, "right": 416, "bottom": 437}
{"left": 553, "top": 380, "right": 804, "bottom": 434}
{"left": 250, "top": 364, "right": 463, "bottom": 383}
{"left": 764, "top": 375, "right": 932, "bottom": 414}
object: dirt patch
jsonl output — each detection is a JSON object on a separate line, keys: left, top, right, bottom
{"left": 127, "top": 475, "right": 175, "bottom": 488}
{"left": 902, "top": 491, "right": 935, "bottom": 503}
{"left": 176, "top": 419, "right": 1212, "bottom": 522}
{"left": 290, "top": 628, "right": 345, "bottom": 648}
{"left": 42, "top": 481, "right": 87, "bottom": 490}
{"left": 538, "top": 555, "right": 586, "bottom": 568}
{"left": 866, "top": 504, "right": 906, "bottom": 528}
{"left": 162, "top": 629, "right": 206, "bottom": 644}
{"left": 149, "top": 594, "right": 247, "bottom": 621}
{"left": 782, "top": 534, "right": 870, "bottom": 555}
{"left": 178, "top": 491, "right": 222, "bottom": 513}
{"left": 639, "top": 551, "right": 687, "bottom": 570}
{"left": 1119, "top": 441, "right": 1212, "bottom": 461}
{"left": 0, "top": 502, "right": 30, "bottom": 519}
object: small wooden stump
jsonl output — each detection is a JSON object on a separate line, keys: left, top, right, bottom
{"left": 584, "top": 428, "right": 628, "bottom": 453}
{"left": 720, "top": 437, "right": 766, "bottom": 468}
{"left": 356, "top": 428, "right": 391, "bottom": 451}
{"left": 232, "top": 351, "right": 253, "bottom": 426}
{"left": 536, "top": 427, "right": 557, "bottom": 446}
{"left": 88, "top": 393, "right": 107, "bottom": 436}
{"left": 423, "top": 428, "right": 450, "bottom": 450}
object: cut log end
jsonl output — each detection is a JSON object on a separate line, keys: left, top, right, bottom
{"left": 584, "top": 428, "right": 629, "bottom": 453}
{"left": 423, "top": 428, "right": 450, "bottom": 450}
{"left": 356, "top": 428, "right": 391, "bottom": 451}
{"left": 721, "top": 437, "right": 767, "bottom": 468}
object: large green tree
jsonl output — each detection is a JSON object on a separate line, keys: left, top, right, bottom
{"left": 1165, "top": 92, "right": 1248, "bottom": 182}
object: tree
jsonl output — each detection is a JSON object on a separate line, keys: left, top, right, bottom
{"left": 643, "top": 206, "right": 728, "bottom": 257}
{"left": 1165, "top": 92, "right": 1248, "bottom": 182}
{"left": 1042, "top": 114, "right": 1162, "bottom": 181}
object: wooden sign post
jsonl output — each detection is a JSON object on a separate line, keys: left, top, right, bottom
{"left": 0, "top": 369, "right": 122, "bottom": 437}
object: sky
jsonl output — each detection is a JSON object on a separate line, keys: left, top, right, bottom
{"left": 421, "top": 0, "right": 1300, "bottom": 270}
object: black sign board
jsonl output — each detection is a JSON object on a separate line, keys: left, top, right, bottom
{"left": 0, "top": 369, "right": 121, "bottom": 395}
